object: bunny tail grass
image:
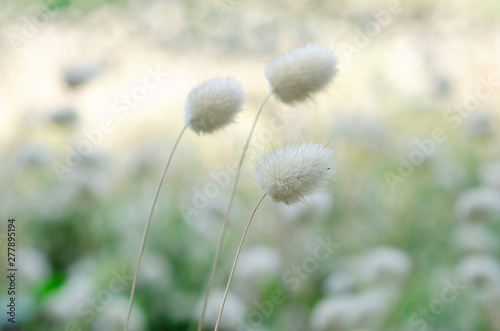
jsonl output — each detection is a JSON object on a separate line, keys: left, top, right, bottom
{"left": 214, "top": 193, "right": 267, "bottom": 331}
{"left": 197, "top": 93, "right": 272, "bottom": 331}
{"left": 125, "top": 121, "right": 191, "bottom": 331}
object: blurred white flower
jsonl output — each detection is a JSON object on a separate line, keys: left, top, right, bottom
{"left": 63, "top": 62, "right": 103, "bottom": 88}
{"left": 49, "top": 106, "right": 79, "bottom": 126}
{"left": 355, "top": 289, "right": 394, "bottom": 326}
{"left": 351, "top": 247, "right": 411, "bottom": 286}
{"left": 454, "top": 187, "right": 500, "bottom": 221}
{"left": 92, "top": 297, "right": 145, "bottom": 331}
{"left": 235, "top": 246, "right": 281, "bottom": 284}
{"left": 34, "top": 187, "right": 75, "bottom": 221}
{"left": 452, "top": 223, "right": 498, "bottom": 254}
{"left": 184, "top": 194, "right": 245, "bottom": 240}
{"left": 65, "top": 170, "right": 113, "bottom": 199}
{"left": 464, "top": 112, "right": 492, "bottom": 137}
{"left": 137, "top": 254, "right": 172, "bottom": 292}
{"left": 232, "top": 246, "right": 281, "bottom": 301}
{"left": 278, "top": 192, "right": 333, "bottom": 223}
{"left": 67, "top": 257, "right": 98, "bottom": 275}
{"left": 194, "top": 289, "right": 246, "bottom": 330}
{"left": 323, "top": 272, "right": 356, "bottom": 295}
{"left": 16, "top": 144, "right": 52, "bottom": 167}
{"left": 255, "top": 143, "right": 335, "bottom": 205}
{"left": 457, "top": 255, "right": 500, "bottom": 298}
{"left": 310, "top": 289, "right": 392, "bottom": 331}
{"left": 47, "top": 274, "right": 95, "bottom": 319}
{"left": 310, "top": 295, "right": 359, "bottom": 331}
{"left": 19, "top": 248, "right": 52, "bottom": 284}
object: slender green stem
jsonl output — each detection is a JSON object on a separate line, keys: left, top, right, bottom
{"left": 197, "top": 93, "right": 272, "bottom": 331}
{"left": 214, "top": 193, "right": 267, "bottom": 331}
{"left": 125, "top": 122, "right": 191, "bottom": 331}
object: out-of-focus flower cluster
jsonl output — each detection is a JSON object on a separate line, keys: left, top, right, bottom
{"left": 0, "top": 0, "right": 499, "bottom": 330}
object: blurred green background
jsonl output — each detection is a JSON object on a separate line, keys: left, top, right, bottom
{"left": 1, "top": 0, "right": 500, "bottom": 330}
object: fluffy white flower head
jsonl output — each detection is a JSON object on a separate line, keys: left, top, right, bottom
{"left": 454, "top": 186, "right": 500, "bottom": 220}
{"left": 255, "top": 142, "right": 334, "bottom": 205}
{"left": 353, "top": 247, "right": 411, "bottom": 285}
{"left": 184, "top": 77, "right": 244, "bottom": 134}
{"left": 311, "top": 290, "right": 392, "bottom": 331}
{"left": 266, "top": 44, "right": 338, "bottom": 104}
{"left": 457, "top": 255, "right": 500, "bottom": 288}
{"left": 195, "top": 289, "right": 246, "bottom": 329}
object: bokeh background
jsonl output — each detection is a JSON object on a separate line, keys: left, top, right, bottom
{"left": 1, "top": 0, "right": 500, "bottom": 330}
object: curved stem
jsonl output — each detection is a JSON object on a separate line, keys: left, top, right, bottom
{"left": 214, "top": 193, "right": 267, "bottom": 331}
{"left": 125, "top": 122, "right": 191, "bottom": 331}
{"left": 197, "top": 93, "right": 272, "bottom": 331}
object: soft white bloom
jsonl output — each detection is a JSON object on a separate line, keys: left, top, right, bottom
{"left": 310, "top": 289, "right": 392, "bottom": 331}
{"left": 254, "top": 143, "right": 334, "bottom": 205}
{"left": 453, "top": 224, "right": 498, "bottom": 253}
{"left": 47, "top": 274, "right": 95, "bottom": 319}
{"left": 195, "top": 289, "right": 246, "bottom": 330}
{"left": 235, "top": 246, "right": 281, "bottom": 281}
{"left": 323, "top": 272, "right": 357, "bottom": 295}
{"left": 49, "top": 106, "right": 78, "bottom": 126}
{"left": 464, "top": 112, "right": 492, "bottom": 137}
{"left": 92, "top": 297, "right": 146, "bottom": 331}
{"left": 184, "top": 77, "right": 244, "bottom": 134}
{"left": 457, "top": 255, "right": 500, "bottom": 294}
{"left": 233, "top": 246, "right": 281, "bottom": 300}
{"left": 16, "top": 144, "right": 52, "bottom": 167}
{"left": 355, "top": 289, "right": 394, "bottom": 326}
{"left": 184, "top": 194, "right": 244, "bottom": 239}
{"left": 310, "top": 295, "right": 359, "bottom": 331}
{"left": 19, "top": 248, "right": 51, "bottom": 284}
{"left": 454, "top": 187, "right": 500, "bottom": 220}
{"left": 266, "top": 44, "right": 338, "bottom": 104}
{"left": 137, "top": 254, "right": 172, "bottom": 292}
{"left": 351, "top": 247, "right": 411, "bottom": 285}
{"left": 278, "top": 192, "right": 333, "bottom": 223}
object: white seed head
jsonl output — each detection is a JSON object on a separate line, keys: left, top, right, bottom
{"left": 194, "top": 289, "right": 246, "bottom": 329}
{"left": 454, "top": 186, "right": 500, "bottom": 220}
{"left": 453, "top": 224, "right": 499, "bottom": 254}
{"left": 310, "top": 289, "right": 392, "bottom": 331}
{"left": 254, "top": 142, "right": 334, "bottom": 205}
{"left": 184, "top": 77, "right": 244, "bottom": 134}
{"left": 457, "top": 255, "right": 500, "bottom": 291}
{"left": 352, "top": 247, "right": 411, "bottom": 285}
{"left": 266, "top": 44, "right": 338, "bottom": 104}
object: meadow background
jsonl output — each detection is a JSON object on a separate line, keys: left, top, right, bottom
{"left": 1, "top": 0, "right": 500, "bottom": 330}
